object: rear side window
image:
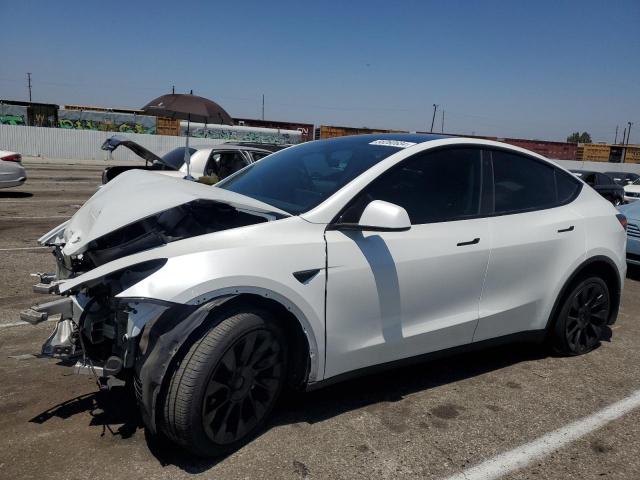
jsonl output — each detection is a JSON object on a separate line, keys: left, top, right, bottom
{"left": 596, "top": 173, "right": 612, "bottom": 185}
{"left": 492, "top": 150, "right": 556, "bottom": 214}
{"left": 491, "top": 150, "right": 581, "bottom": 214}
{"left": 556, "top": 170, "right": 581, "bottom": 204}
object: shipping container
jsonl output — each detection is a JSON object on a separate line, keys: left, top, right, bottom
{"left": 234, "top": 118, "right": 314, "bottom": 142}
{"left": 581, "top": 144, "right": 611, "bottom": 162}
{"left": 156, "top": 117, "right": 180, "bottom": 136}
{"left": 316, "top": 125, "right": 406, "bottom": 139}
{"left": 624, "top": 147, "right": 640, "bottom": 164}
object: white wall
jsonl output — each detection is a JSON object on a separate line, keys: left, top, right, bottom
{"left": 0, "top": 124, "right": 226, "bottom": 161}
{"left": 553, "top": 159, "right": 640, "bottom": 175}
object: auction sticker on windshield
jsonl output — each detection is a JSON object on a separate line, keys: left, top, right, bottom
{"left": 369, "top": 140, "right": 417, "bottom": 148}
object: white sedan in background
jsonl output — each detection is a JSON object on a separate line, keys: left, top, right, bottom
{"left": 623, "top": 178, "right": 640, "bottom": 203}
{"left": 0, "top": 150, "right": 27, "bottom": 188}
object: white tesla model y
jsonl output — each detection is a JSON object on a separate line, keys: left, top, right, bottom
{"left": 23, "top": 134, "right": 626, "bottom": 456}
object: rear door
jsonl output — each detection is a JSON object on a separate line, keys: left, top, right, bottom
{"left": 324, "top": 147, "right": 492, "bottom": 378}
{"left": 475, "top": 149, "right": 585, "bottom": 341}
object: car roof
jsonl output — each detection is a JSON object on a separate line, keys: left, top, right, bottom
{"left": 605, "top": 171, "right": 637, "bottom": 176}
{"left": 189, "top": 144, "right": 272, "bottom": 153}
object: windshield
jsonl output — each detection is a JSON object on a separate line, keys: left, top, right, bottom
{"left": 633, "top": 177, "right": 640, "bottom": 186}
{"left": 160, "top": 147, "right": 196, "bottom": 170}
{"left": 216, "top": 136, "right": 417, "bottom": 214}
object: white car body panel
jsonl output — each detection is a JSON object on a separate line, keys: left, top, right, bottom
{"left": 475, "top": 204, "right": 587, "bottom": 341}
{"left": 324, "top": 217, "right": 491, "bottom": 377}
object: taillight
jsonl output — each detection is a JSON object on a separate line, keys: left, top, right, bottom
{"left": 616, "top": 213, "right": 628, "bottom": 231}
{"left": 1, "top": 153, "right": 22, "bottom": 163}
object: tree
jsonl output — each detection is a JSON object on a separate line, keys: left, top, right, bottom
{"left": 567, "top": 131, "right": 592, "bottom": 143}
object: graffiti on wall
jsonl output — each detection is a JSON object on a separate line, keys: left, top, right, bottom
{"left": 58, "top": 110, "right": 156, "bottom": 134}
{"left": 181, "top": 123, "right": 302, "bottom": 145}
{"left": 0, "top": 105, "right": 27, "bottom": 126}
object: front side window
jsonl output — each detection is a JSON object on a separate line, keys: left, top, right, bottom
{"left": 205, "top": 151, "right": 250, "bottom": 179}
{"left": 340, "top": 148, "right": 482, "bottom": 225}
{"left": 492, "top": 150, "right": 556, "bottom": 214}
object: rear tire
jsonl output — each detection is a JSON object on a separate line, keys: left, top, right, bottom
{"left": 551, "top": 276, "right": 610, "bottom": 355}
{"left": 159, "top": 310, "right": 287, "bottom": 457}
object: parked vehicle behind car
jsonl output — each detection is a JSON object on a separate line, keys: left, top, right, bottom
{"left": 618, "top": 201, "right": 640, "bottom": 265}
{"left": 100, "top": 135, "right": 277, "bottom": 184}
{"left": 623, "top": 177, "right": 640, "bottom": 203}
{"left": 571, "top": 170, "right": 625, "bottom": 206}
{"left": 0, "top": 150, "right": 27, "bottom": 188}
{"left": 23, "top": 134, "right": 626, "bottom": 457}
{"left": 604, "top": 171, "right": 640, "bottom": 186}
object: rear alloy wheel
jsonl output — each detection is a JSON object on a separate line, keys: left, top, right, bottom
{"left": 552, "top": 277, "right": 610, "bottom": 355}
{"left": 160, "top": 310, "right": 287, "bottom": 457}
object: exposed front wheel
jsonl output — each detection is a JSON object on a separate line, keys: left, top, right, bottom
{"left": 551, "top": 277, "right": 610, "bottom": 355}
{"left": 159, "top": 310, "right": 287, "bottom": 457}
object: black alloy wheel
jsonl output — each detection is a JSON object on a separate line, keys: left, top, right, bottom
{"left": 159, "top": 310, "right": 288, "bottom": 457}
{"left": 553, "top": 277, "right": 610, "bottom": 355}
{"left": 201, "top": 329, "right": 284, "bottom": 444}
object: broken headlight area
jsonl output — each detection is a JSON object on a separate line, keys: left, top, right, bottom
{"left": 22, "top": 259, "right": 169, "bottom": 378}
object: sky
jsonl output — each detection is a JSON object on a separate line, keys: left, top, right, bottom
{"left": 1, "top": 0, "right": 639, "bottom": 143}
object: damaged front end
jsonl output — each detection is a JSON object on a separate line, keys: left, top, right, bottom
{"left": 22, "top": 200, "right": 273, "bottom": 376}
{"left": 22, "top": 259, "right": 169, "bottom": 378}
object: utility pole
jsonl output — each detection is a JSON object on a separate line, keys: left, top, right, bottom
{"left": 614, "top": 125, "right": 618, "bottom": 144}
{"left": 262, "top": 94, "right": 265, "bottom": 120}
{"left": 441, "top": 110, "right": 445, "bottom": 133}
{"left": 430, "top": 104, "right": 438, "bottom": 132}
{"left": 172, "top": 85, "right": 175, "bottom": 94}
{"left": 27, "top": 72, "right": 32, "bottom": 102}
{"left": 622, "top": 127, "right": 627, "bottom": 145}
{"left": 627, "top": 122, "right": 634, "bottom": 145}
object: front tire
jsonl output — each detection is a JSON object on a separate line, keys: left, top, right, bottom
{"left": 159, "top": 310, "right": 287, "bottom": 457}
{"left": 551, "top": 276, "right": 611, "bottom": 355}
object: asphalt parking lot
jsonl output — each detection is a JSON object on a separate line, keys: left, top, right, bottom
{"left": 1, "top": 160, "right": 640, "bottom": 480}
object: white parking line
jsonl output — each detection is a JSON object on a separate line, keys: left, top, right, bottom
{"left": 445, "top": 388, "right": 640, "bottom": 480}
{"left": 0, "top": 318, "right": 58, "bottom": 329}
{"left": 0, "top": 199, "right": 81, "bottom": 203}
{"left": 0, "top": 215, "right": 69, "bottom": 219}
{"left": 0, "top": 246, "right": 49, "bottom": 252}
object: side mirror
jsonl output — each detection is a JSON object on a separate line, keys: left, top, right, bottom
{"left": 332, "top": 200, "right": 411, "bottom": 232}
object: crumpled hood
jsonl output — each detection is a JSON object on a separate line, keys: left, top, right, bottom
{"left": 59, "top": 169, "right": 289, "bottom": 256}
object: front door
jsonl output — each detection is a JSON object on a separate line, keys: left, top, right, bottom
{"left": 324, "top": 147, "right": 491, "bottom": 378}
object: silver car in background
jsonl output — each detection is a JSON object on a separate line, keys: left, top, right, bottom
{"left": 0, "top": 150, "right": 27, "bottom": 188}
{"left": 618, "top": 202, "right": 640, "bottom": 265}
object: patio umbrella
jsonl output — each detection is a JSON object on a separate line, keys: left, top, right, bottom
{"left": 142, "top": 93, "right": 234, "bottom": 178}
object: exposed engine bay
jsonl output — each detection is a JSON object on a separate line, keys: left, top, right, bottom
{"left": 22, "top": 197, "right": 272, "bottom": 378}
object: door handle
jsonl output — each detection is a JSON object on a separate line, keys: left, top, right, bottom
{"left": 558, "top": 226, "right": 574, "bottom": 233}
{"left": 457, "top": 238, "right": 480, "bottom": 247}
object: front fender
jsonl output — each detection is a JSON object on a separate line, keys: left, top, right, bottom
{"left": 134, "top": 296, "right": 231, "bottom": 434}
{"left": 134, "top": 286, "right": 323, "bottom": 434}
